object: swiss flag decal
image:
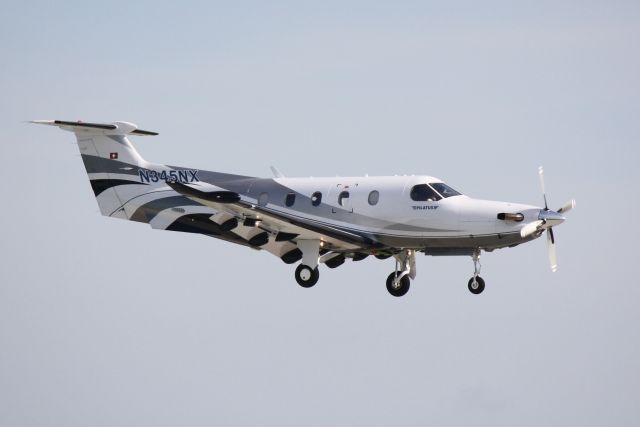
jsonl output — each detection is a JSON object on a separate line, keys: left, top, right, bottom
{"left": 110, "top": 152, "right": 118, "bottom": 160}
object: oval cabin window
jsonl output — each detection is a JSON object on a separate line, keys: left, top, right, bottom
{"left": 311, "top": 192, "right": 322, "bottom": 206}
{"left": 368, "top": 190, "right": 379, "bottom": 205}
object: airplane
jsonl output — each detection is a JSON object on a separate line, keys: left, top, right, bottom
{"left": 33, "top": 119, "right": 575, "bottom": 297}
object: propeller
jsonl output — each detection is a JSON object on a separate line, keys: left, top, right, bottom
{"left": 538, "top": 166, "right": 548, "bottom": 210}
{"left": 536, "top": 166, "right": 576, "bottom": 272}
{"left": 533, "top": 166, "right": 575, "bottom": 272}
{"left": 547, "top": 228, "right": 557, "bottom": 272}
{"left": 557, "top": 199, "right": 576, "bottom": 214}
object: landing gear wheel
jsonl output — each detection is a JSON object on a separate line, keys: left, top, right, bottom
{"left": 386, "top": 272, "right": 410, "bottom": 297}
{"left": 468, "top": 276, "right": 485, "bottom": 294}
{"left": 295, "top": 264, "right": 319, "bottom": 288}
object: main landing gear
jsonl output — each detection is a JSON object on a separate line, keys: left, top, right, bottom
{"left": 294, "top": 239, "right": 321, "bottom": 289}
{"left": 468, "top": 249, "right": 485, "bottom": 294}
{"left": 386, "top": 250, "right": 416, "bottom": 297}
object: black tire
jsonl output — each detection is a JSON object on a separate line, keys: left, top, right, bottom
{"left": 386, "top": 272, "right": 410, "bottom": 297}
{"left": 295, "top": 264, "right": 319, "bottom": 288}
{"left": 467, "top": 276, "right": 485, "bottom": 294}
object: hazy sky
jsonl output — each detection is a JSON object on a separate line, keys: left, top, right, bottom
{"left": 1, "top": 1, "right": 639, "bottom": 426}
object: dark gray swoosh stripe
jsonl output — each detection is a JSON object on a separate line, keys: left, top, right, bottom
{"left": 90, "top": 179, "right": 148, "bottom": 196}
{"left": 130, "top": 195, "right": 203, "bottom": 223}
{"left": 81, "top": 154, "right": 140, "bottom": 176}
{"left": 165, "top": 213, "right": 252, "bottom": 248}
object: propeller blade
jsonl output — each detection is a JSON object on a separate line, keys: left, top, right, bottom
{"left": 547, "top": 228, "right": 557, "bottom": 272}
{"left": 558, "top": 199, "right": 576, "bottom": 214}
{"left": 538, "top": 166, "right": 548, "bottom": 210}
{"left": 520, "top": 220, "right": 544, "bottom": 238}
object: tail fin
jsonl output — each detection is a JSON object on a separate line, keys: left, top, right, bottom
{"left": 32, "top": 120, "right": 166, "bottom": 220}
{"left": 32, "top": 119, "right": 155, "bottom": 165}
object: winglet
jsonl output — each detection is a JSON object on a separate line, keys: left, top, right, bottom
{"left": 270, "top": 166, "right": 285, "bottom": 178}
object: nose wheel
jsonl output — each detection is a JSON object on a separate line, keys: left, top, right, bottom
{"left": 468, "top": 276, "right": 485, "bottom": 294}
{"left": 386, "top": 272, "right": 410, "bottom": 297}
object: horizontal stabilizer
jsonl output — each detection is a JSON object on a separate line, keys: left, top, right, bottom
{"left": 31, "top": 120, "right": 158, "bottom": 136}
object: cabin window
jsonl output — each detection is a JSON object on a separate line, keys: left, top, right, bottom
{"left": 338, "top": 191, "right": 350, "bottom": 207}
{"left": 285, "top": 192, "right": 296, "bottom": 207}
{"left": 258, "top": 192, "right": 269, "bottom": 206}
{"left": 410, "top": 184, "right": 441, "bottom": 201}
{"left": 368, "top": 190, "right": 379, "bottom": 205}
{"left": 311, "top": 191, "right": 322, "bottom": 206}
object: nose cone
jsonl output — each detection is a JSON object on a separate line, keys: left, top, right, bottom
{"left": 538, "top": 209, "right": 565, "bottom": 226}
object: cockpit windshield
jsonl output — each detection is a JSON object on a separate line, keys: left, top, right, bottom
{"left": 430, "top": 182, "right": 462, "bottom": 198}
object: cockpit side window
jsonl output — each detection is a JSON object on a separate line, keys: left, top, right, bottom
{"left": 430, "top": 183, "right": 461, "bottom": 198}
{"left": 410, "top": 184, "right": 441, "bottom": 201}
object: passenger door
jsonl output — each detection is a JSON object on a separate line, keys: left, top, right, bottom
{"left": 329, "top": 183, "right": 355, "bottom": 214}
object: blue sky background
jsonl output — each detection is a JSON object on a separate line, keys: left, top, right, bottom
{"left": 1, "top": 1, "right": 639, "bottom": 426}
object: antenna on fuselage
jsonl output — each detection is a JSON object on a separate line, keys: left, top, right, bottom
{"left": 270, "top": 166, "right": 285, "bottom": 178}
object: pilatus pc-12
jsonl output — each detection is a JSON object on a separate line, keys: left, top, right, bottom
{"left": 34, "top": 120, "right": 575, "bottom": 297}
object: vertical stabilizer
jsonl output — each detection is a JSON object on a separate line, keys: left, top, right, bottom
{"left": 32, "top": 120, "right": 164, "bottom": 219}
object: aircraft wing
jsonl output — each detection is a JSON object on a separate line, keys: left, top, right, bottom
{"left": 166, "top": 181, "right": 377, "bottom": 264}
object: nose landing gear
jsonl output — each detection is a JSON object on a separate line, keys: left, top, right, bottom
{"left": 468, "top": 249, "right": 485, "bottom": 294}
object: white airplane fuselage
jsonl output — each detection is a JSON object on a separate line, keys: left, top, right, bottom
{"left": 231, "top": 175, "right": 542, "bottom": 253}
{"left": 34, "top": 119, "right": 573, "bottom": 296}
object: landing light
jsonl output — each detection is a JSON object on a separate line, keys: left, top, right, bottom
{"left": 243, "top": 218, "right": 260, "bottom": 227}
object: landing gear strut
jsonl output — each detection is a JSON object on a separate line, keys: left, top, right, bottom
{"left": 468, "top": 249, "right": 485, "bottom": 294}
